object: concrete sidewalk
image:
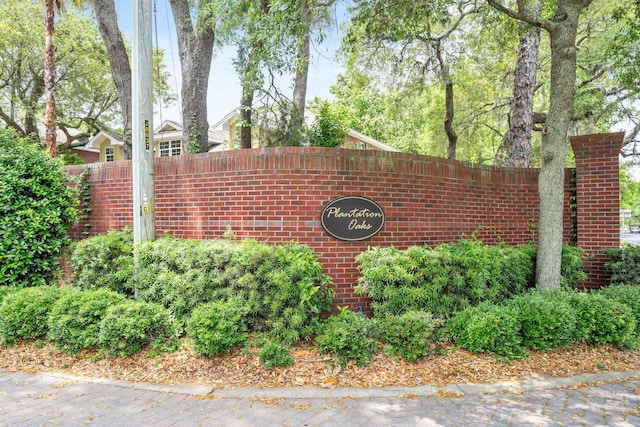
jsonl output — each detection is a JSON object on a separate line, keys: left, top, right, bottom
{"left": 1, "top": 370, "right": 640, "bottom": 426}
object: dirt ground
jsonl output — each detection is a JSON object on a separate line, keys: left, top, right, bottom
{"left": 2, "top": 340, "right": 640, "bottom": 389}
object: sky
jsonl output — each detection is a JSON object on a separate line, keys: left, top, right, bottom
{"left": 115, "top": 0, "right": 345, "bottom": 126}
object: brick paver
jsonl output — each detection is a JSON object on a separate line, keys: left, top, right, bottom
{"left": 1, "top": 370, "right": 639, "bottom": 426}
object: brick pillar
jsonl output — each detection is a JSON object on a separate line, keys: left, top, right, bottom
{"left": 570, "top": 132, "right": 625, "bottom": 289}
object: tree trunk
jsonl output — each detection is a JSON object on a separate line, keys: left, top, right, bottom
{"left": 237, "top": 40, "right": 262, "bottom": 150}
{"left": 169, "top": 0, "right": 215, "bottom": 154}
{"left": 94, "top": 0, "right": 133, "bottom": 159}
{"left": 495, "top": 20, "right": 541, "bottom": 167}
{"left": 291, "top": 0, "right": 311, "bottom": 138}
{"left": 444, "top": 81, "right": 457, "bottom": 161}
{"left": 239, "top": 89, "right": 253, "bottom": 149}
{"left": 436, "top": 41, "right": 457, "bottom": 161}
{"left": 536, "top": 1, "right": 588, "bottom": 290}
{"left": 507, "top": 24, "right": 540, "bottom": 167}
{"left": 44, "top": 0, "right": 57, "bottom": 157}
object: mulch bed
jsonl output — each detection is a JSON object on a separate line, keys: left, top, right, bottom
{"left": 2, "top": 341, "right": 640, "bottom": 389}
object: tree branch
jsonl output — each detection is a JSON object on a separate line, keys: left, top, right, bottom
{"left": 486, "top": 0, "right": 554, "bottom": 32}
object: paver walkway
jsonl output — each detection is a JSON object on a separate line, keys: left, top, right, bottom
{"left": 1, "top": 370, "right": 639, "bottom": 426}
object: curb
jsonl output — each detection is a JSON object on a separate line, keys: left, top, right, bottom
{"left": 29, "top": 370, "right": 640, "bottom": 399}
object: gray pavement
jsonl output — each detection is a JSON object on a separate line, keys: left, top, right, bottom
{"left": 622, "top": 233, "right": 640, "bottom": 246}
{"left": 1, "top": 370, "right": 640, "bottom": 426}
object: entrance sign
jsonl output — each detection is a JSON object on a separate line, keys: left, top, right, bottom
{"left": 321, "top": 196, "right": 385, "bottom": 241}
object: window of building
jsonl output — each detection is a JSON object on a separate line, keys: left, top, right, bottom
{"left": 159, "top": 139, "right": 182, "bottom": 157}
{"left": 105, "top": 146, "right": 115, "bottom": 162}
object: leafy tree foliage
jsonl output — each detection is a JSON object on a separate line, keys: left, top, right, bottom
{"left": 342, "top": 0, "right": 481, "bottom": 160}
{"left": 326, "top": 0, "right": 639, "bottom": 167}
{"left": 0, "top": 130, "right": 77, "bottom": 287}
{"left": 306, "top": 101, "right": 347, "bottom": 147}
{"left": 0, "top": 1, "right": 120, "bottom": 144}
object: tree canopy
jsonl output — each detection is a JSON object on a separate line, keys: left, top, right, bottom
{"left": 0, "top": 1, "right": 120, "bottom": 144}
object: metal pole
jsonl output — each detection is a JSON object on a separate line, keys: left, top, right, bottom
{"left": 132, "top": 0, "right": 155, "bottom": 295}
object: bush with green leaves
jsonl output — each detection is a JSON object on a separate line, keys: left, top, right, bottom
{"left": 314, "top": 307, "right": 381, "bottom": 367}
{"left": 306, "top": 101, "right": 348, "bottom": 147}
{"left": 603, "top": 245, "right": 640, "bottom": 286}
{"left": 47, "top": 288, "right": 126, "bottom": 354}
{"left": 135, "top": 237, "right": 241, "bottom": 323}
{"left": 99, "top": 300, "right": 180, "bottom": 357}
{"left": 186, "top": 299, "right": 248, "bottom": 356}
{"left": 257, "top": 339, "right": 295, "bottom": 370}
{"left": 508, "top": 290, "right": 577, "bottom": 350}
{"left": 229, "top": 240, "right": 335, "bottom": 343}
{"left": 597, "top": 285, "right": 640, "bottom": 334}
{"left": 447, "top": 302, "right": 527, "bottom": 359}
{"left": 355, "top": 240, "right": 534, "bottom": 318}
{"left": 517, "top": 244, "right": 587, "bottom": 288}
{"left": 0, "top": 286, "right": 61, "bottom": 346}
{"left": 561, "top": 291, "right": 636, "bottom": 349}
{"left": 380, "top": 311, "right": 441, "bottom": 362}
{"left": 0, "top": 129, "right": 77, "bottom": 287}
{"left": 0, "top": 286, "right": 20, "bottom": 304}
{"left": 70, "top": 229, "right": 135, "bottom": 295}
{"left": 136, "top": 238, "right": 334, "bottom": 343}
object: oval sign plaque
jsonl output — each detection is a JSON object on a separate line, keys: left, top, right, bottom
{"left": 321, "top": 196, "right": 385, "bottom": 241}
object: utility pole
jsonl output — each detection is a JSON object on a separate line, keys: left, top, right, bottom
{"left": 132, "top": 0, "right": 155, "bottom": 254}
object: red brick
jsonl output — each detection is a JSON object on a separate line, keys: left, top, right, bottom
{"left": 65, "top": 137, "right": 623, "bottom": 311}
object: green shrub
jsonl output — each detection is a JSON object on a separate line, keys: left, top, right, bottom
{"left": 518, "top": 244, "right": 587, "bottom": 288}
{"left": 508, "top": 290, "right": 578, "bottom": 350}
{"left": 356, "top": 240, "right": 534, "bottom": 318}
{"left": 47, "top": 288, "right": 126, "bottom": 354}
{"left": 136, "top": 237, "right": 243, "bottom": 323}
{"left": 137, "top": 238, "right": 334, "bottom": 342}
{"left": 0, "top": 286, "right": 61, "bottom": 346}
{"left": 186, "top": 299, "right": 248, "bottom": 356}
{"left": 597, "top": 285, "right": 640, "bottom": 333}
{"left": 99, "top": 300, "right": 180, "bottom": 357}
{"left": 314, "top": 308, "right": 381, "bottom": 367}
{"left": 447, "top": 302, "right": 527, "bottom": 359}
{"left": 0, "top": 129, "right": 77, "bottom": 287}
{"left": 380, "top": 311, "right": 441, "bottom": 362}
{"left": 70, "top": 229, "right": 134, "bottom": 295}
{"left": 559, "top": 245, "right": 588, "bottom": 288}
{"left": 257, "top": 340, "right": 295, "bottom": 370}
{"left": 562, "top": 291, "right": 637, "bottom": 349}
{"left": 229, "top": 240, "right": 334, "bottom": 344}
{"left": 0, "top": 286, "right": 20, "bottom": 304}
{"left": 603, "top": 246, "right": 640, "bottom": 286}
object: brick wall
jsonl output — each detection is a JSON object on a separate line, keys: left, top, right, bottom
{"left": 65, "top": 133, "right": 622, "bottom": 309}
{"left": 571, "top": 132, "right": 625, "bottom": 289}
{"left": 70, "top": 148, "right": 99, "bottom": 164}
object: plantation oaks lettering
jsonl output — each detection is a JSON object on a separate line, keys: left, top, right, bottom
{"left": 321, "top": 196, "right": 385, "bottom": 241}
